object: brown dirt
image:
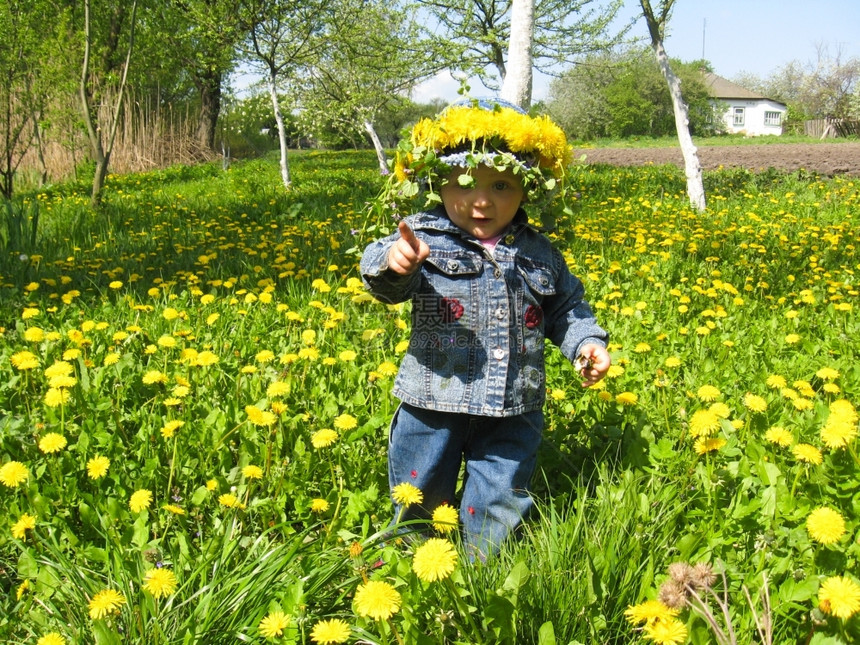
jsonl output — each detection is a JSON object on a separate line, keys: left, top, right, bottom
{"left": 577, "top": 142, "right": 860, "bottom": 177}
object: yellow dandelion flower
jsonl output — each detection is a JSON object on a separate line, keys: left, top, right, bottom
{"left": 743, "top": 393, "right": 768, "bottom": 413}
{"left": 10, "top": 350, "right": 39, "bottom": 370}
{"left": 206, "top": 479, "right": 218, "bottom": 491}
{"left": 616, "top": 391, "right": 638, "bottom": 406}
{"left": 412, "top": 538, "right": 458, "bottom": 582}
{"left": 818, "top": 575, "right": 860, "bottom": 619}
{"left": 311, "top": 498, "right": 330, "bottom": 513}
{"left": 143, "top": 567, "right": 178, "bottom": 599}
{"left": 38, "top": 433, "right": 68, "bottom": 454}
{"left": 793, "top": 443, "right": 823, "bottom": 465}
{"left": 87, "top": 455, "right": 110, "bottom": 479}
{"left": 766, "top": 374, "right": 787, "bottom": 389}
{"left": 624, "top": 599, "right": 679, "bottom": 625}
{"left": 267, "top": 380, "right": 290, "bottom": 397}
{"left": 432, "top": 503, "right": 459, "bottom": 534}
{"left": 708, "top": 402, "right": 731, "bottom": 419}
{"left": 246, "top": 405, "right": 277, "bottom": 427}
{"left": 664, "top": 357, "right": 682, "bottom": 368}
{"left": 333, "top": 413, "right": 358, "bottom": 431}
{"left": 44, "top": 387, "right": 70, "bottom": 408}
{"left": 258, "top": 611, "right": 291, "bottom": 639}
{"left": 311, "top": 429, "right": 339, "bottom": 449}
{"left": 310, "top": 618, "right": 351, "bottom": 644}
{"left": 162, "top": 504, "right": 185, "bottom": 515}
{"left": 129, "top": 489, "right": 153, "bottom": 512}
{"left": 142, "top": 370, "right": 168, "bottom": 385}
{"left": 88, "top": 588, "right": 126, "bottom": 619}
{"left": 242, "top": 464, "right": 263, "bottom": 479}
{"left": 815, "top": 367, "right": 840, "bottom": 381}
{"left": 11, "top": 512, "right": 36, "bottom": 539}
{"left": 806, "top": 507, "right": 846, "bottom": 545}
{"left": 353, "top": 580, "right": 401, "bottom": 620}
{"left": 36, "top": 633, "right": 66, "bottom": 645}
{"left": 339, "top": 350, "right": 357, "bottom": 361}
{"left": 0, "top": 461, "right": 29, "bottom": 487}
{"left": 44, "top": 360, "right": 73, "bottom": 378}
{"left": 643, "top": 616, "right": 688, "bottom": 645}
{"left": 764, "top": 427, "right": 792, "bottom": 447}
{"left": 377, "top": 361, "right": 399, "bottom": 377}
{"left": 392, "top": 482, "right": 423, "bottom": 506}
{"left": 195, "top": 351, "right": 219, "bottom": 366}
{"left": 694, "top": 437, "right": 727, "bottom": 455}
{"left": 160, "top": 420, "right": 184, "bottom": 439}
{"left": 821, "top": 400, "right": 858, "bottom": 450}
{"left": 219, "top": 493, "right": 246, "bottom": 509}
{"left": 697, "top": 385, "right": 721, "bottom": 401}
{"left": 689, "top": 409, "right": 720, "bottom": 438}
{"left": 24, "top": 327, "right": 45, "bottom": 342}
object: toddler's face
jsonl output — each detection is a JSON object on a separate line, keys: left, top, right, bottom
{"left": 440, "top": 166, "right": 524, "bottom": 240}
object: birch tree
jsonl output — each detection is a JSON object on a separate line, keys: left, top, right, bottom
{"left": 500, "top": 0, "right": 534, "bottom": 108}
{"left": 424, "top": 0, "right": 627, "bottom": 98}
{"left": 241, "top": 0, "right": 334, "bottom": 188}
{"left": 640, "top": 0, "right": 705, "bottom": 211}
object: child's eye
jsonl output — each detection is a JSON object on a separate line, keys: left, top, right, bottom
{"left": 493, "top": 181, "right": 510, "bottom": 191}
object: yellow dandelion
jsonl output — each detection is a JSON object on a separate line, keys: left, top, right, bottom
{"left": 311, "top": 498, "right": 330, "bottom": 513}
{"left": 44, "top": 387, "right": 70, "bottom": 408}
{"left": 694, "top": 437, "right": 726, "bottom": 455}
{"left": 258, "top": 611, "right": 291, "bottom": 639}
{"left": 353, "top": 580, "right": 401, "bottom": 621}
{"left": 129, "top": 489, "right": 153, "bottom": 512}
{"left": 311, "top": 428, "right": 339, "bottom": 449}
{"left": 162, "top": 504, "right": 185, "bottom": 515}
{"left": 764, "top": 427, "right": 792, "bottom": 447}
{"left": 689, "top": 409, "right": 720, "bottom": 438}
{"left": 743, "top": 393, "right": 768, "bottom": 413}
{"left": 310, "top": 617, "right": 351, "bottom": 644}
{"left": 11, "top": 513, "right": 37, "bottom": 539}
{"left": 643, "top": 616, "right": 688, "bottom": 645}
{"left": 10, "top": 350, "right": 40, "bottom": 370}
{"left": 815, "top": 367, "right": 840, "bottom": 380}
{"left": 0, "top": 461, "right": 29, "bottom": 487}
{"left": 256, "top": 349, "right": 276, "bottom": 363}
{"left": 766, "top": 374, "right": 787, "bottom": 389}
{"left": 412, "top": 538, "right": 458, "bottom": 582}
{"left": 246, "top": 405, "right": 277, "bottom": 427}
{"left": 432, "top": 503, "right": 459, "bottom": 534}
{"left": 793, "top": 443, "right": 823, "bottom": 465}
{"left": 142, "top": 370, "right": 168, "bottom": 385}
{"left": 36, "top": 633, "right": 66, "bottom": 645}
{"left": 616, "top": 391, "right": 639, "bottom": 406}
{"left": 88, "top": 588, "right": 126, "bottom": 619}
{"left": 143, "top": 567, "right": 178, "bottom": 599}
{"left": 87, "top": 455, "right": 110, "bottom": 479}
{"left": 38, "top": 433, "right": 68, "bottom": 454}
{"left": 624, "top": 599, "right": 679, "bottom": 625}
{"left": 392, "top": 482, "right": 423, "bottom": 506}
{"left": 267, "top": 380, "right": 290, "bottom": 397}
{"left": 160, "top": 420, "right": 184, "bottom": 439}
{"left": 709, "top": 402, "right": 731, "bottom": 419}
{"left": 242, "top": 464, "right": 264, "bottom": 479}
{"left": 219, "top": 493, "right": 246, "bottom": 509}
{"left": 696, "top": 385, "right": 721, "bottom": 401}
{"left": 664, "top": 357, "right": 682, "bottom": 368}
{"left": 333, "top": 413, "right": 358, "bottom": 431}
{"left": 806, "top": 507, "right": 846, "bottom": 545}
{"left": 818, "top": 575, "right": 860, "bottom": 619}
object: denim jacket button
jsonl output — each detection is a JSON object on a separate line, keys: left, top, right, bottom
{"left": 495, "top": 307, "right": 506, "bottom": 320}
{"left": 494, "top": 268, "right": 502, "bottom": 278}
{"left": 539, "top": 276, "right": 550, "bottom": 286}
{"left": 504, "top": 234, "right": 515, "bottom": 245}
{"left": 447, "top": 261, "right": 459, "bottom": 271}
{"left": 493, "top": 348, "right": 505, "bottom": 360}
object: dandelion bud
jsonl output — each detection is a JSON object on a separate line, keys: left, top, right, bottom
{"left": 658, "top": 579, "right": 688, "bottom": 610}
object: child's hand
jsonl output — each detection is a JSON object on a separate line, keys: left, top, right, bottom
{"left": 575, "top": 343, "right": 611, "bottom": 387}
{"left": 388, "top": 221, "right": 430, "bottom": 275}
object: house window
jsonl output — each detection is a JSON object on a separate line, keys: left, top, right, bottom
{"left": 733, "top": 108, "right": 745, "bottom": 126}
{"left": 764, "top": 111, "right": 782, "bottom": 126}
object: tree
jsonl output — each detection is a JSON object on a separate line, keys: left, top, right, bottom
{"left": 79, "top": 0, "right": 138, "bottom": 206}
{"left": 299, "top": 0, "right": 446, "bottom": 171}
{"left": 500, "top": 0, "right": 535, "bottom": 108}
{"left": 241, "top": 0, "right": 336, "bottom": 188}
{"left": 639, "top": 0, "right": 705, "bottom": 212}
{"left": 423, "top": 0, "right": 628, "bottom": 100}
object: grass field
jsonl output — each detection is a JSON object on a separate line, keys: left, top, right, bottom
{"left": 1, "top": 150, "right": 858, "bottom": 644}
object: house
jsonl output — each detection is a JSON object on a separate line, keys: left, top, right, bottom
{"left": 703, "top": 72, "right": 787, "bottom": 136}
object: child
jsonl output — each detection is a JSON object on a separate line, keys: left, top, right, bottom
{"left": 360, "top": 98, "right": 610, "bottom": 558}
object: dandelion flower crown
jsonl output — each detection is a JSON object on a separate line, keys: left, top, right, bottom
{"left": 381, "top": 97, "right": 574, "bottom": 219}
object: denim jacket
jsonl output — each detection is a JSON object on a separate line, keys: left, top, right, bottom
{"left": 360, "top": 207, "right": 608, "bottom": 417}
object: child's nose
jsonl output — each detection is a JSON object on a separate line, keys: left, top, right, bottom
{"left": 473, "top": 190, "right": 492, "bottom": 206}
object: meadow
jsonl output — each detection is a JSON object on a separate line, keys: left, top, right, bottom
{"left": 0, "top": 150, "right": 858, "bottom": 645}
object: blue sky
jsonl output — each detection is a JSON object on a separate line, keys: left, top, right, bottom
{"left": 413, "top": 0, "right": 860, "bottom": 103}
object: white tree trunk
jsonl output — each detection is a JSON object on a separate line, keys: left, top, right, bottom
{"left": 500, "top": 0, "right": 534, "bottom": 109}
{"left": 268, "top": 73, "right": 291, "bottom": 189}
{"left": 364, "top": 120, "right": 388, "bottom": 174}
{"left": 650, "top": 42, "right": 706, "bottom": 211}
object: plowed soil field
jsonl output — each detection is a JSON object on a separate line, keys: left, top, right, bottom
{"left": 578, "top": 142, "right": 860, "bottom": 177}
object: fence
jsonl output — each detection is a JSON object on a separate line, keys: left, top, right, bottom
{"left": 804, "top": 117, "right": 860, "bottom": 138}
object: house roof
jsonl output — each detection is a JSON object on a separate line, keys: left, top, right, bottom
{"left": 703, "top": 72, "right": 786, "bottom": 106}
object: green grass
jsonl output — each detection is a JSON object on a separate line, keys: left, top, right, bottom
{"left": 577, "top": 133, "right": 858, "bottom": 148}
{"left": 1, "top": 150, "right": 859, "bottom": 644}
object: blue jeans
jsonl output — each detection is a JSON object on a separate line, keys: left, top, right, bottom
{"left": 388, "top": 402, "right": 544, "bottom": 558}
